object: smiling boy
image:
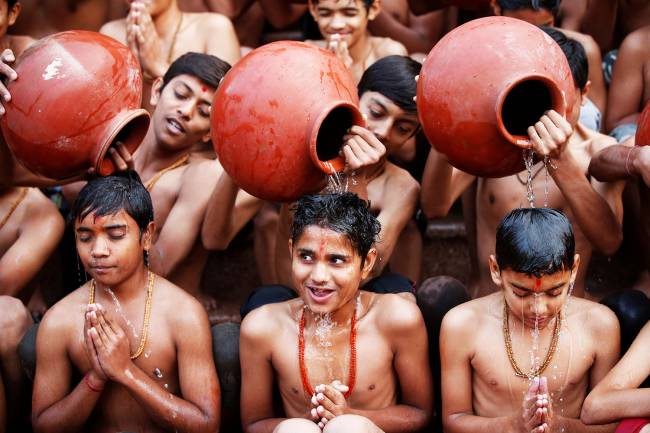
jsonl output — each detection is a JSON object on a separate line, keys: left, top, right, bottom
{"left": 440, "top": 208, "right": 620, "bottom": 433}
{"left": 239, "top": 192, "right": 432, "bottom": 433}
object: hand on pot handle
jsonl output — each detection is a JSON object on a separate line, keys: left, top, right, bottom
{"left": 0, "top": 49, "right": 18, "bottom": 116}
{"left": 86, "top": 142, "right": 135, "bottom": 177}
{"left": 341, "top": 125, "right": 386, "bottom": 174}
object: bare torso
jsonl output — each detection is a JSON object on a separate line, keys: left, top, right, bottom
{"left": 45, "top": 280, "right": 186, "bottom": 433}
{"left": 473, "top": 125, "right": 617, "bottom": 298}
{"left": 463, "top": 293, "right": 604, "bottom": 419}
{"left": 264, "top": 292, "right": 400, "bottom": 417}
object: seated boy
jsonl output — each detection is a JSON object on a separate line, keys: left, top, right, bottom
{"left": 582, "top": 321, "right": 650, "bottom": 432}
{"left": 31, "top": 173, "right": 220, "bottom": 433}
{"left": 239, "top": 192, "right": 432, "bottom": 433}
{"left": 441, "top": 207, "right": 620, "bottom": 432}
{"left": 306, "top": 0, "right": 407, "bottom": 82}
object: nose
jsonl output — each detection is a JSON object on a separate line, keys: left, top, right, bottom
{"left": 530, "top": 295, "right": 550, "bottom": 317}
{"left": 177, "top": 99, "right": 195, "bottom": 119}
{"left": 310, "top": 261, "right": 330, "bottom": 284}
{"left": 370, "top": 118, "right": 391, "bottom": 143}
{"left": 330, "top": 14, "right": 346, "bottom": 30}
{"left": 90, "top": 237, "right": 110, "bottom": 258}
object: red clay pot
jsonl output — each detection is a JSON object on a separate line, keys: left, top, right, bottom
{"left": 0, "top": 30, "right": 150, "bottom": 179}
{"left": 211, "top": 41, "right": 365, "bottom": 202}
{"left": 417, "top": 17, "right": 577, "bottom": 178}
{"left": 636, "top": 102, "right": 650, "bottom": 146}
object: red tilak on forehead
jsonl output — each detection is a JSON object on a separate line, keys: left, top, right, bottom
{"left": 319, "top": 240, "right": 326, "bottom": 256}
{"left": 534, "top": 278, "right": 542, "bottom": 289}
{"left": 201, "top": 86, "right": 207, "bottom": 92}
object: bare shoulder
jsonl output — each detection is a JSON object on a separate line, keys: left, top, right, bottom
{"left": 440, "top": 295, "right": 490, "bottom": 337}
{"left": 584, "top": 127, "right": 618, "bottom": 155}
{"left": 373, "top": 293, "right": 424, "bottom": 334}
{"left": 385, "top": 163, "right": 420, "bottom": 193}
{"left": 567, "top": 297, "right": 619, "bottom": 338}
{"left": 39, "top": 285, "right": 89, "bottom": 336}
{"left": 619, "top": 26, "right": 650, "bottom": 55}
{"left": 154, "top": 276, "right": 209, "bottom": 329}
{"left": 99, "top": 18, "right": 126, "bottom": 42}
{"left": 372, "top": 37, "right": 408, "bottom": 57}
{"left": 23, "top": 188, "right": 60, "bottom": 218}
{"left": 190, "top": 11, "right": 235, "bottom": 31}
{"left": 240, "top": 301, "right": 288, "bottom": 342}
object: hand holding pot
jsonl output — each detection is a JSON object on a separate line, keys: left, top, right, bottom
{"left": 527, "top": 110, "right": 573, "bottom": 160}
{"left": 0, "top": 48, "right": 17, "bottom": 116}
{"left": 341, "top": 125, "right": 386, "bottom": 174}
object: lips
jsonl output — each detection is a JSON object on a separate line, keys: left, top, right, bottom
{"left": 307, "top": 286, "right": 336, "bottom": 304}
{"left": 89, "top": 265, "right": 115, "bottom": 275}
{"left": 166, "top": 117, "right": 186, "bottom": 135}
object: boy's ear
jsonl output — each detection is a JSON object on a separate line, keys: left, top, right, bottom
{"left": 150, "top": 77, "right": 164, "bottom": 107}
{"left": 368, "top": 0, "right": 381, "bottom": 20}
{"left": 361, "top": 248, "right": 377, "bottom": 279}
{"left": 308, "top": 0, "right": 318, "bottom": 20}
{"left": 288, "top": 239, "right": 293, "bottom": 256}
{"left": 7, "top": 2, "right": 21, "bottom": 26}
{"left": 488, "top": 254, "right": 503, "bottom": 286}
{"left": 570, "top": 254, "right": 580, "bottom": 284}
{"left": 142, "top": 221, "right": 156, "bottom": 251}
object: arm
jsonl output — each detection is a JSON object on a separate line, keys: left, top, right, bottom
{"left": 440, "top": 308, "right": 519, "bottom": 433}
{"left": 32, "top": 308, "right": 106, "bottom": 433}
{"left": 558, "top": 0, "right": 587, "bottom": 31}
{"left": 240, "top": 308, "right": 289, "bottom": 433}
{"left": 0, "top": 190, "right": 64, "bottom": 298}
{"left": 529, "top": 112, "right": 623, "bottom": 255}
{"left": 580, "top": 0, "right": 617, "bottom": 53}
{"left": 605, "top": 29, "right": 648, "bottom": 132}
{"left": 582, "top": 322, "right": 650, "bottom": 423}
{"left": 368, "top": 9, "right": 452, "bottom": 55}
{"left": 257, "top": 0, "right": 307, "bottom": 29}
{"left": 149, "top": 161, "right": 219, "bottom": 276}
{"left": 371, "top": 170, "right": 419, "bottom": 277}
{"left": 201, "top": 168, "right": 264, "bottom": 251}
{"left": 89, "top": 302, "right": 220, "bottom": 433}
{"left": 420, "top": 147, "right": 475, "bottom": 218}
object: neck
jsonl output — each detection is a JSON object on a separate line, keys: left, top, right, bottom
{"left": 347, "top": 32, "right": 371, "bottom": 63}
{"left": 305, "top": 292, "right": 359, "bottom": 327}
{"left": 151, "top": 1, "right": 181, "bottom": 36}
{"left": 135, "top": 128, "right": 190, "bottom": 176}
{"left": 95, "top": 265, "right": 149, "bottom": 302}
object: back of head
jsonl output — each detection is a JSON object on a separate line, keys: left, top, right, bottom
{"left": 357, "top": 55, "right": 421, "bottom": 114}
{"left": 71, "top": 171, "right": 154, "bottom": 233}
{"left": 496, "top": 0, "right": 560, "bottom": 15}
{"left": 496, "top": 207, "right": 575, "bottom": 277}
{"left": 291, "top": 192, "right": 381, "bottom": 261}
{"left": 539, "top": 26, "right": 588, "bottom": 90}
{"left": 162, "top": 52, "right": 231, "bottom": 90}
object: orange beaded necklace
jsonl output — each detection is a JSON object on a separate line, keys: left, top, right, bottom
{"left": 298, "top": 305, "right": 357, "bottom": 399}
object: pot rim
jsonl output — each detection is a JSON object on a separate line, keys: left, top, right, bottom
{"left": 93, "top": 109, "right": 150, "bottom": 176}
{"left": 495, "top": 73, "right": 567, "bottom": 149}
{"left": 308, "top": 100, "right": 366, "bottom": 175}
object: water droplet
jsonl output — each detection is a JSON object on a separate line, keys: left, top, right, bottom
{"left": 153, "top": 368, "right": 163, "bottom": 378}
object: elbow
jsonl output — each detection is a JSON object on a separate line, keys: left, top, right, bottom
{"left": 597, "top": 231, "right": 623, "bottom": 257}
{"left": 580, "top": 395, "right": 604, "bottom": 425}
{"left": 421, "top": 202, "right": 451, "bottom": 219}
{"left": 202, "top": 233, "right": 231, "bottom": 251}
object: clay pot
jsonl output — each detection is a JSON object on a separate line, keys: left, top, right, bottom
{"left": 211, "top": 41, "right": 365, "bottom": 202}
{"left": 636, "top": 102, "right": 650, "bottom": 146}
{"left": 417, "top": 17, "right": 577, "bottom": 177}
{"left": 0, "top": 30, "right": 150, "bottom": 179}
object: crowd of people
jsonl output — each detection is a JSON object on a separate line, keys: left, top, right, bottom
{"left": 0, "top": 0, "right": 649, "bottom": 432}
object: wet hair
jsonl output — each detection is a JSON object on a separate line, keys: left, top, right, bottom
{"left": 496, "top": 0, "right": 560, "bottom": 15}
{"left": 161, "top": 52, "right": 231, "bottom": 91}
{"left": 357, "top": 55, "right": 421, "bottom": 114}
{"left": 291, "top": 192, "right": 381, "bottom": 263}
{"left": 495, "top": 208, "right": 575, "bottom": 277}
{"left": 540, "top": 26, "right": 589, "bottom": 90}
{"left": 71, "top": 171, "right": 154, "bottom": 234}
{"left": 7, "top": 0, "right": 18, "bottom": 9}
{"left": 311, "top": 0, "right": 375, "bottom": 11}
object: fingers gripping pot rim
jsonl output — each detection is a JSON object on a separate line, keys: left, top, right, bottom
{"left": 211, "top": 41, "right": 366, "bottom": 202}
{"left": 416, "top": 17, "right": 577, "bottom": 178}
{"left": 0, "top": 30, "right": 150, "bottom": 180}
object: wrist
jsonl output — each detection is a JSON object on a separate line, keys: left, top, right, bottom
{"left": 85, "top": 372, "right": 106, "bottom": 392}
{"left": 632, "top": 147, "right": 649, "bottom": 178}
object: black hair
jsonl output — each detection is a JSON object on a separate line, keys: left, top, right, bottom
{"left": 291, "top": 192, "right": 381, "bottom": 263}
{"left": 497, "top": 0, "right": 560, "bottom": 15}
{"left": 312, "top": 0, "right": 375, "bottom": 11}
{"left": 357, "top": 55, "right": 421, "bottom": 114}
{"left": 496, "top": 208, "right": 575, "bottom": 277}
{"left": 161, "top": 52, "right": 231, "bottom": 90}
{"left": 71, "top": 171, "right": 154, "bottom": 234}
{"left": 7, "top": 0, "right": 18, "bottom": 9}
{"left": 539, "top": 26, "right": 588, "bottom": 90}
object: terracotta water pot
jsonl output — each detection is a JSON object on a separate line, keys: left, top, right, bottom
{"left": 211, "top": 41, "right": 365, "bottom": 202}
{"left": 636, "top": 102, "right": 650, "bottom": 146}
{"left": 0, "top": 30, "right": 150, "bottom": 179}
{"left": 417, "top": 16, "right": 577, "bottom": 178}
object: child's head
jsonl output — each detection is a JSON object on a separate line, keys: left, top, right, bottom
{"left": 492, "top": 0, "right": 560, "bottom": 26}
{"left": 290, "top": 192, "right": 380, "bottom": 313}
{"left": 357, "top": 55, "right": 421, "bottom": 151}
{"left": 489, "top": 208, "right": 579, "bottom": 328}
{"left": 309, "top": 0, "right": 380, "bottom": 49}
{"left": 1, "top": 1, "right": 22, "bottom": 39}
{"left": 72, "top": 172, "right": 154, "bottom": 287}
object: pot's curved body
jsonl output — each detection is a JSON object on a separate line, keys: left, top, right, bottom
{"left": 211, "top": 41, "right": 364, "bottom": 202}
{"left": 0, "top": 30, "right": 149, "bottom": 179}
{"left": 636, "top": 102, "right": 650, "bottom": 146}
{"left": 417, "top": 17, "right": 577, "bottom": 178}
